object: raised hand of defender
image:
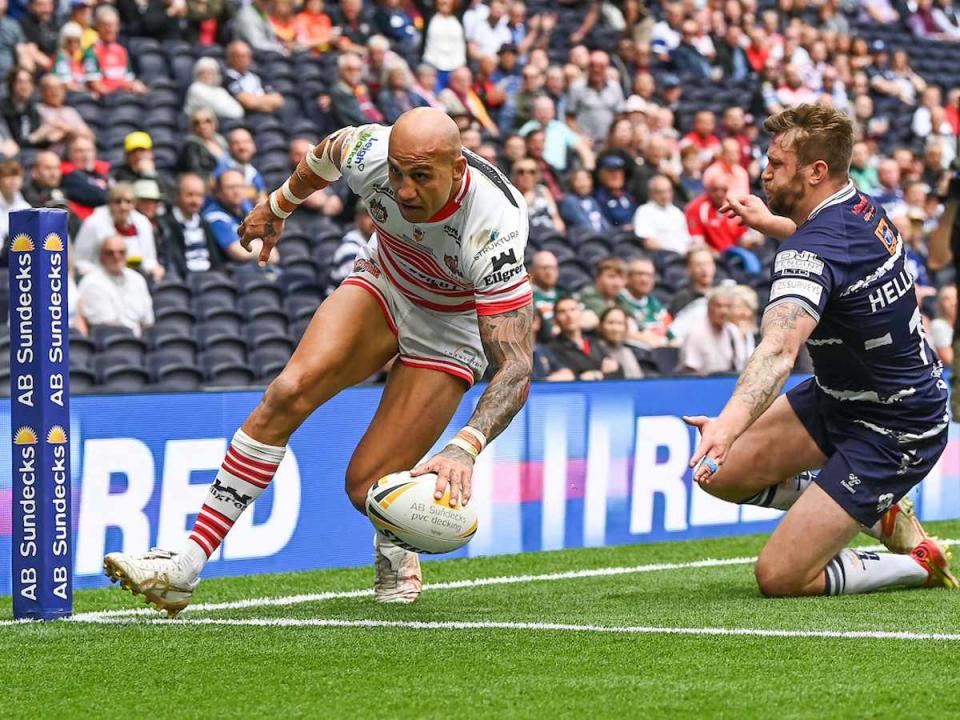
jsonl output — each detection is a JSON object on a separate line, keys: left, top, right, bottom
{"left": 411, "top": 445, "right": 475, "bottom": 507}
{"left": 683, "top": 415, "right": 732, "bottom": 485}
{"left": 237, "top": 201, "right": 284, "bottom": 266}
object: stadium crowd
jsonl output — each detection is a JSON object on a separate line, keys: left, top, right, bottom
{"left": 0, "top": 0, "right": 955, "bottom": 390}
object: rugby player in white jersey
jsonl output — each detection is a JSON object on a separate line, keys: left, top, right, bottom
{"left": 103, "top": 108, "right": 535, "bottom": 616}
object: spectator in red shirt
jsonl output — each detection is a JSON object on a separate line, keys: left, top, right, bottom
{"left": 82, "top": 5, "right": 147, "bottom": 96}
{"left": 680, "top": 110, "right": 721, "bottom": 166}
{"left": 61, "top": 132, "right": 110, "bottom": 220}
{"left": 685, "top": 173, "right": 747, "bottom": 253}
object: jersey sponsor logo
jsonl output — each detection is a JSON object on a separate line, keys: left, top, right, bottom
{"left": 444, "top": 254, "right": 461, "bottom": 277}
{"left": 413, "top": 227, "right": 424, "bottom": 243}
{"left": 344, "top": 129, "right": 377, "bottom": 171}
{"left": 212, "top": 478, "right": 253, "bottom": 509}
{"left": 404, "top": 261, "right": 461, "bottom": 291}
{"left": 353, "top": 257, "right": 381, "bottom": 278}
{"left": 483, "top": 262, "right": 523, "bottom": 287}
{"left": 491, "top": 248, "right": 518, "bottom": 272}
{"left": 840, "top": 473, "right": 861, "bottom": 494}
{"left": 769, "top": 278, "right": 823, "bottom": 305}
{"left": 473, "top": 228, "right": 519, "bottom": 259}
{"left": 443, "top": 345, "right": 483, "bottom": 370}
{"left": 443, "top": 225, "right": 461, "bottom": 245}
{"left": 774, "top": 250, "right": 824, "bottom": 277}
{"left": 369, "top": 198, "right": 388, "bottom": 223}
{"left": 851, "top": 194, "right": 876, "bottom": 222}
{"left": 867, "top": 269, "right": 913, "bottom": 312}
{"left": 874, "top": 218, "right": 899, "bottom": 256}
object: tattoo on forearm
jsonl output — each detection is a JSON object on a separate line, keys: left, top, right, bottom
{"left": 468, "top": 304, "right": 534, "bottom": 442}
{"left": 730, "top": 302, "right": 807, "bottom": 423}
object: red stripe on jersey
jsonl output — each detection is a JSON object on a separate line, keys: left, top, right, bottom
{"left": 400, "top": 356, "right": 475, "bottom": 386}
{"left": 202, "top": 504, "right": 234, "bottom": 527}
{"left": 222, "top": 458, "right": 271, "bottom": 488}
{"left": 474, "top": 275, "right": 530, "bottom": 296}
{"left": 378, "top": 243, "right": 475, "bottom": 299}
{"left": 376, "top": 252, "right": 478, "bottom": 313}
{"left": 373, "top": 222, "right": 460, "bottom": 282}
{"left": 377, "top": 235, "right": 473, "bottom": 294}
{"left": 476, "top": 291, "right": 533, "bottom": 316}
{"left": 342, "top": 277, "right": 399, "bottom": 335}
{"left": 226, "top": 446, "right": 279, "bottom": 473}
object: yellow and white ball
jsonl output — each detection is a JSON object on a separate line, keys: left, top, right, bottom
{"left": 366, "top": 471, "right": 479, "bottom": 554}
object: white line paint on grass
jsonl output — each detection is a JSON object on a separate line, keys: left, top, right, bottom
{"left": 1, "top": 540, "right": 955, "bottom": 628}
{"left": 72, "top": 616, "right": 960, "bottom": 642}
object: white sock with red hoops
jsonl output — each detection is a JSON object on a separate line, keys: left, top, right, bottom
{"left": 182, "top": 428, "right": 286, "bottom": 580}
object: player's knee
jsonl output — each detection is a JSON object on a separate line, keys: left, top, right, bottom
{"left": 754, "top": 558, "right": 803, "bottom": 598}
{"left": 344, "top": 464, "right": 373, "bottom": 514}
{"left": 263, "top": 369, "right": 314, "bottom": 420}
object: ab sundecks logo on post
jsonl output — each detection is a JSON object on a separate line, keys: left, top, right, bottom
{"left": 11, "top": 233, "right": 35, "bottom": 409}
{"left": 13, "top": 426, "right": 39, "bottom": 598}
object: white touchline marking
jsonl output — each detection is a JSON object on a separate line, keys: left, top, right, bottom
{"left": 68, "top": 616, "right": 960, "bottom": 642}
{"left": 1, "top": 540, "right": 955, "bottom": 628}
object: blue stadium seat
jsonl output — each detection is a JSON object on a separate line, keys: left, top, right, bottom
{"left": 251, "top": 348, "right": 289, "bottom": 381}
{"left": 135, "top": 51, "right": 170, "bottom": 82}
{"left": 152, "top": 306, "right": 196, "bottom": 334}
{"left": 197, "top": 322, "right": 248, "bottom": 356}
{"left": 558, "top": 264, "right": 591, "bottom": 292}
{"left": 150, "top": 277, "right": 191, "bottom": 306}
{"left": 291, "top": 317, "right": 311, "bottom": 341}
{"left": 236, "top": 274, "right": 284, "bottom": 305}
{"left": 190, "top": 271, "right": 238, "bottom": 305}
{"left": 284, "top": 296, "right": 319, "bottom": 321}
{"left": 241, "top": 302, "right": 288, "bottom": 332}
{"left": 204, "top": 356, "right": 257, "bottom": 387}
{"left": 245, "top": 322, "right": 293, "bottom": 353}
{"left": 69, "top": 334, "right": 96, "bottom": 367}
{"left": 147, "top": 350, "right": 204, "bottom": 389}
{"left": 70, "top": 367, "right": 97, "bottom": 392}
{"left": 94, "top": 353, "right": 151, "bottom": 391}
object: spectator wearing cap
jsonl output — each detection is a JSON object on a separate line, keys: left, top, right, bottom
{"left": 491, "top": 42, "right": 521, "bottom": 92}
{"left": 214, "top": 127, "right": 266, "bottom": 204}
{"left": 632, "top": 174, "right": 691, "bottom": 255}
{"left": 60, "top": 133, "right": 109, "bottom": 219}
{"left": 519, "top": 96, "right": 592, "bottom": 174}
{"left": 578, "top": 256, "right": 634, "bottom": 331}
{"left": 679, "top": 110, "right": 721, "bottom": 167}
{"left": 75, "top": 182, "right": 162, "bottom": 280}
{"left": 223, "top": 40, "right": 287, "bottom": 118}
{"left": 52, "top": 21, "right": 86, "bottom": 91}
{"left": 0, "top": 158, "right": 28, "bottom": 240}
{"left": 559, "top": 167, "right": 609, "bottom": 233}
{"left": 234, "top": 0, "right": 286, "bottom": 54}
{"left": 203, "top": 168, "right": 279, "bottom": 266}
{"left": 186, "top": 57, "right": 244, "bottom": 120}
{"left": 331, "top": 51, "right": 384, "bottom": 126}
{"left": 78, "top": 235, "right": 154, "bottom": 338}
{"left": 133, "top": 178, "right": 162, "bottom": 234}
{"left": 112, "top": 131, "right": 174, "bottom": 202}
{"left": 377, "top": 63, "right": 429, "bottom": 123}
{"left": 622, "top": 257, "right": 673, "bottom": 348}
{"left": 421, "top": 0, "right": 466, "bottom": 90}
{"left": 593, "top": 154, "right": 636, "bottom": 231}
{"left": 566, "top": 50, "right": 624, "bottom": 144}
{"left": 157, "top": 173, "right": 226, "bottom": 277}
{"left": 68, "top": 0, "right": 98, "bottom": 50}
{"left": 83, "top": 6, "right": 147, "bottom": 96}
{"left": 36, "top": 73, "right": 91, "bottom": 152}
{"left": 176, "top": 108, "right": 227, "bottom": 181}
{"left": 657, "top": 72, "right": 682, "bottom": 112}
{"left": 18, "top": 0, "right": 56, "bottom": 70}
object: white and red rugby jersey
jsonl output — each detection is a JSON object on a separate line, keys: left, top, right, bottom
{"left": 338, "top": 124, "right": 532, "bottom": 316}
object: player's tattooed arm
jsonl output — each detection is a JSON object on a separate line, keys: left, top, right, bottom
{"left": 467, "top": 303, "right": 535, "bottom": 443}
{"left": 686, "top": 300, "right": 816, "bottom": 482}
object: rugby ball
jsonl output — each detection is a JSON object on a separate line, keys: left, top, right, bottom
{"left": 366, "top": 471, "right": 479, "bottom": 554}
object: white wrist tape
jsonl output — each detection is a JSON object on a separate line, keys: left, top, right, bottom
{"left": 447, "top": 436, "right": 479, "bottom": 459}
{"left": 280, "top": 179, "right": 305, "bottom": 205}
{"left": 461, "top": 426, "right": 487, "bottom": 452}
{"left": 305, "top": 129, "right": 348, "bottom": 182}
{"left": 269, "top": 191, "right": 292, "bottom": 219}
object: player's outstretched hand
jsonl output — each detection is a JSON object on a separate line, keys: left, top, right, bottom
{"left": 237, "top": 201, "right": 284, "bottom": 266}
{"left": 718, "top": 195, "right": 773, "bottom": 229}
{"left": 411, "top": 445, "right": 476, "bottom": 507}
{"left": 683, "top": 415, "right": 732, "bottom": 485}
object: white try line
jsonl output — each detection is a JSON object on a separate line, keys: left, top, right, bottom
{"left": 1, "top": 539, "right": 955, "bottom": 628}
{"left": 70, "top": 616, "right": 960, "bottom": 642}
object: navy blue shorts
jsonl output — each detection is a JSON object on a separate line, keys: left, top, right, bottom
{"left": 785, "top": 378, "right": 947, "bottom": 527}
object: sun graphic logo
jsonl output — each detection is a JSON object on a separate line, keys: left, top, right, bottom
{"left": 9, "top": 234, "right": 34, "bottom": 253}
{"left": 43, "top": 233, "right": 64, "bottom": 252}
{"left": 13, "top": 426, "right": 38, "bottom": 445}
{"left": 46, "top": 425, "right": 67, "bottom": 444}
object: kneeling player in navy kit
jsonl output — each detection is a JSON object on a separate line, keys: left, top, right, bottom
{"left": 685, "top": 104, "right": 956, "bottom": 597}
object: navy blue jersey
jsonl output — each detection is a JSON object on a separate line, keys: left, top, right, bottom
{"left": 766, "top": 182, "right": 948, "bottom": 444}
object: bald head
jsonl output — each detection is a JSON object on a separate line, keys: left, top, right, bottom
{"left": 387, "top": 108, "right": 467, "bottom": 223}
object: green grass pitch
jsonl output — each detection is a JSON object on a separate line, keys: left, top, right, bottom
{"left": 2, "top": 521, "right": 959, "bottom": 719}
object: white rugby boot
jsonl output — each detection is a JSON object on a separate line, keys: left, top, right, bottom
{"left": 373, "top": 532, "right": 422, "bottom": 604}
{"left": 862, "top": 496, "right": 928, "bottom": 555}
{"left": 104, "top": 548, "right": 199, "bottom": 619}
